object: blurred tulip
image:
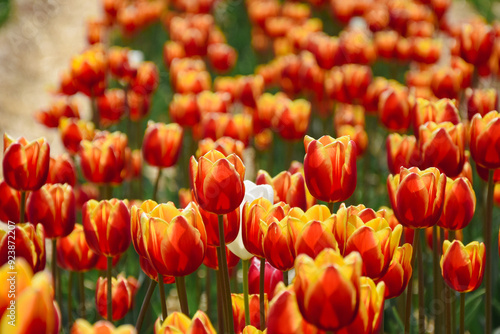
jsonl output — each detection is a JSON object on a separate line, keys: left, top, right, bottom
{"left": 155, "top": 311, "right": 216, "bottom": 334}
{"left": 131, "top": 61, "right": 159, "bottom": 95}
{"left": 441, "top": 240, "right": 485, "bottom": 292}
{"left": 227, "top": 180, "right": 274, "bottom": 260}
{"left": 46, "top": 154, "right": 77, "bottom": 186}
{"left": 169, "top": 93, "right": 200, "bottom": 127}
{"left": 0, "top": 258, "right": 33, "bottom": 317}
{"left": 141, "top": 202, "right": 207, "bottom": 277}
{"left": 175, "top": 69, "right": 211, "bottom": 94}
{"left": 163, "top": 41, "right": 186, "bottom": 68}
{"left": 337, "top": 277, "right": 385, "bottom": 334}
{"left": 57, "top": 224, "right": 99, "bottom": 272}
{"left": 75, "top": 183, "right": 99, "bottom": 210}
{"left": 460, "top": 23, "right": 495, "bottom": 66}
{"left": 294, "top": 248, "right": 362, "bottom": 331}
{"left": 386, "top": 134, "right": 419, "bottom": 175}
{"left": 0, "top": 180, "right": 21, "bottom": 223}
{"left": 466, "top": 88, "right": 499, "bottom": 120}
{"left": 128, "top": 90, "right": 151, "bottom": 121}
{"left": 142, "top": 122, "right": 183, "bottom": 168}
{"left": 387, "top": 167, "right": 446, "bottom": 229}
{"left": 412, "top": 98, "right": 461, "bottom": 136}
{"left": 431, "top": 67, "right": 462, "bottom": 100}
{"left": 97, "top": 89, "right": 126, "bottom": 126}
{"left": 0, "top": 223, "right": 46, "bottom": 273}
{"left": 96, "top": 275, "right": 139, "bottom": 321}
{"left": 232, "top": 294, "right": 268, "bottom": 333}
{"left": 248, "top": 257, "right": 283, "bottom": 300}
{"left": 254, "top": 129, "right": 273, "bottom": 151}
{"left": 3, "top": 134, "right": 50, "bottom": 191}
{"left": 190, "top": 150, "right": 245, "bottom": 215}
{"left": 419, "top": 122, "right": 465, "bottom": 177}
{"left": 59, "top": 118, "right": 95, "bottom": 155}
{"left": 196, "top": 90, "right": 232, "bottom": 114}
{"left": 363, "top": 77, "right": 390, "bottom": 114}
{"left": 83, "top": 199, "right": 131, "bottom": 257}
{"left": 108, "top": 46, "right": 137, "bottom": 82}
{"left": 79, "top": 132, "right": 128, "bottom": 184}
{"left": 470, "top": 110, "right": 500, "bottom": 169}
{"left": 27, "top": 183, "right": 75, "bottom": 239}
{"left": 35, "top": 98, "right": 80, "bottom": 128}
{"left": 439, "top": 177, "right": 476, "bottom": 230}
{"left": 197, "top": 137, "right": 244, "bottom": 160}
{"left": 59, "top": 69, "right": 78, "bottom": 96}
{"left": 0, "top": 269, "right": 60, "bottom": 333}
{"left": 303, "top": 135, "right": 357, "bottom": 203}
{"left": 272, "top": 99, "right": 311, "bottom": 141}
{"left": 178, "top": 188, "right": 193, "bottom": 208}
{"left": 411, "top": 37, "right": 441, "bottom": 64}
{"left": 71, "top": 44, "right": 107, "bottom": 96}
{"left": 336, "top": 125, "right": 368, "bottom": 157}
{"left": 71, "top": 319, "right": 137, "bottom": 334}
{"left": 378, "top": 85, "right": 411, "bottom": 131}
{"left": 207, "top": 43, "right": 237, "bottom": 73}
{"left": 376, "top": 243, "right": 413, "bottom": 299}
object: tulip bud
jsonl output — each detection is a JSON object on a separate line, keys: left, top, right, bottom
{"left": 197, "top": 137, "right": 244, "bottom": 161}
{"left": 256, "top": 170, "right": 310, "bottom": 211}
{"left": 207, "top": 43, "right": 237, "bottom": 73}
{"left": 95, "top": 275, "right": 139, "bottom": 321}
{"left": 71, "top": 44, "right": 107, "bottom": 96}
{"left": 375, "top": 243, "right": 413, "bottom": 299}
{"left": 142, "top": 122, "right": 183, "bottom": 169}
{"left": 83, "top": 199, "right": 131, "bottom": 257}
{"left": 27, "top": 183, "right": 76, "bottom": 239}
{"left": 97, "top": 89, "right": 126, "bottom": 126}
{"left": 58, "top": 118, "right": 95, "bottom": 155}
{"left": 466, "top": 88, "right": 499, "bottom": 120}
{"left": 303, "top": 135, "right": 357, "bottom": 203}
{"left": 470, "top": 110, "right": 500, "bottom": 169}
{"left": 0, "top": 223, "right": 46, "bottom": 273}
{"left": 108, "top": 46, "right": 137, "bottom": 82}
{"left": 459, "top": 23, "right": 495, "bottom": 66}
{"left": 386, "top": 134, "right": 419, "bottom": 175}
{"left": 378, "top": 85, "right": 411, "bottom": 131}
{"left": 3, "top": 134, "right": 50, "bottom": 191}
{"left": 57, "top": 224, "right": 99, "bottom": 272}
{"left": 0, "top": 180, "right": 21, "bottom": 223}
{"left": 431, "top": 67, "right": 462, "bottom": 99}
{"left": 131, "top": 61, "right": 159, "bottom": 95}
{"left": 294, "top": 249, "right": 362, "bottom": 331}
{"left": 190, "top": 150, "right": 246, "bottom": 215}
{"left": 411, "top": 37, "right": 442, "bottom": 64}
{"left": 35, "top": 97, "right": 80, "bottom": 128}
{"left": 439, "top": 177, "right": 476, "bottom": 230}
{"left": 441, "top": 240, "right": 485, "bottom": 292}
{"left": 387, "top": 167, "right": 446, "bottom": 229}
{"left": 46, "top": 154, "right": 77, "bottom": 187}
{"left": 163, "top": 41, "right": 186, "bottom": 68}
{"left": 412, "top": 98, "right": 461, "bottom": 136}
{"left": 248, "top": 257, "right": 283, "bottom": 300}
{"left": 169, "top": 93, "right": 200, "bottom": 127}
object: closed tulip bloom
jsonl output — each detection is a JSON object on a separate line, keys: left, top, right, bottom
{"left": 71, "top": 44, "right": 107, "bottom": 95}
{"left": 262, "top": 215, "right": 295, "bottom": 271}
{"left": 419, "top": 122, "right": 466, "bottom": 177}
{"left": 439, "top": 177, "right": 476, "bottom": 230}
{"left": 142, "top": 122, "right": 183, "bottom": 168}
{"left": 330, "top": 204, "right": 366, "bottom": 254}
{"left": 47, "top": 154, "right": 77, "bottom": 186}
{"left": 35, "top": 97, "right": 80, "bottom": 128}
{"left": 378, "top": 85, "right": 411, "bottom": 131}
{"left": 169, "top": 93, "right": 200, "bottom": 127}
{"left": 59, "top": 118, "right": 95, "bottom": 155}
{"left": 27, "top": 183, "right": 76, "bottom": 239}
{"left": 163, "top": 41, "right": 186, "bottom": 68}
{"left": 294, "top": 219, "right": 337, "bottom": 259}
{"left": 203, "top": 244, "right": 240, "bottom": 270}
{"left": 190, "top": 150, "right": 246, "bottom": 215}
{"left": 387, "top": 167, "right": 446, "bottom": 229}
{"left": 345, "top": 217, "right": 402, "bottom": 279}
{"left": 242, "top": 198, "right": 290, "bottom": 258}
{"left": 441, "top": 240, "right": 485, "bottom": 292}
{"left": 256, "top": 170, "right": 309, "bottom": 211}
{"left": 128, "top": 90, "right": 151, "bottom": 121}
{"left": 337, "top": 278, "right": 385, "bottom": 334}
{"left": 131, "top": 61, "right": 159, "bottom": 95}
{"left": 207, "top": 43, "right": 237, "bottom": 73}
{"left": 71, "top": 319, "right": 137, "bottom": 334}
{"left": 97, "top": 89, "right": 126, "bottom": 125}
{"left": 0, "top": 270, "right": 60, "bottom": 333}
{"left": 196, "top": 137, "right": 244, "bottom": 161}
{"left": 0, "top": 223, "right": 46, "bottom": 273}
{"left": 412, "top": 98, "right": 461, "bottom": 136}
{"left": 294, "top": 248, "right": 362, "bottom": 331}
{"left": 273, "top": 99, "right": 311, "bottom": 141}
{"left": 0, "top": 259, "right": 33, "bottom": 317}
{"left": 460, "top": 23, "right": 495, "bottom": 66}
{"left": 83, "top": 199, "right": 131, "bottom": 257}
{"left": 0, "top": 180, "right": 21, "bottom": 223}
{"left": 431, "top": 67, "right": 462, "bottom": 100}
{"left": 79, "top": 132, "right": 128, "bottom": 184}
{"left": 375, "top": 243, "right": 413, "bottom": 299}
{"left": 142, "top": 202, "right": 207, "bottom": 277}
{"left": 57, "top": 224, "right": 99, "bottom": 272}
{"left": 199, "top": 204, "right": 240, "bottom": 246}
{"left": 470, "top": 110, "right": 500, "bottom": 169}
{"left": 466, "top": 88, "right": 498, "bottom": 120}
{"left": 3, "top": 134, "right": 50, "bottom": 191}
{"left": 248, "top": 257, "right": 283, "bottom": 300}
{"left": 232, "top": 294, "right": 268, "bottom": 333}
{"left": 303, "top": 135, "right": 357, "bottom": 203}
{"left": 411, "top": 37, "right": 442, "bottom": 64}
{"left": 336, "top": 125, "right": 368, "bottom": 157}
{"left": 175, "top": 69, "right": 211, "bottom": 94}
{"left": 96, "top": 275, "right": 139, "bottom": 321}
{"left": 363, "top": 77, "right": 390, "bottom": 114}
{"left": 386, "top": 134, "right": 419, "bottom": 175}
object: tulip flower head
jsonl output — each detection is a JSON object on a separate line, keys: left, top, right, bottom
{"left": 95, "top": 275, "right": 139, "bottom": 321}
{"left": 438, "top": 177, "right": 476, "bottom": 230}
{"left": 0, "top": 223, "right": 46, "bottom": 273}
{"left": 470, "top": 110, "right": 500, "bottom": 170}
{"left": 142, "top": 121, "right": 183, "bottom": 168}
{"left": 71, "top": 319, "right": 137, "bottom": 334}
{"left": 57, "top": 224, "right": 99, "bottom": 272}
{"left": 375, "top": 243, "right": 413, "bottom": 299}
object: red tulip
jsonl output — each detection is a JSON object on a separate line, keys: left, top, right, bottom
{"left": 0, "top": 223, "right": 46, "bottom": 273}
{"left": 46, "top": 154, "right": 77, "bottom": 186}
{"left": 232, "top": 294, "right": 268, "bottom": 333}
{"left": 95, "top": 275, "right": 139, "bottom": 321}
{"left": 466, "top": 88, "right": 498, "bottom": 120}
{"left": 386, "top": 134, "right": 419, "bottom": 175}
{"left": 248, "top": 257, "right": 283, "bottom": 300}
{"left": 35, "top": 97, "right": 80, "bottom": 128}
{"left": 375, "top": 243, "right": 413, "bottom": 299}
{"left": 142, "top": 122, "right": 183, "bottom": 168}
{"left": 58, "top": 118, "right": 95, "bottom": 155}
{"left": 441, "top": 240, "right": 485, "bottom": 292}
{"left": 203, "top": 244, "right": 240, "bottom": 270}
{"left": 0, "top": 180, "right": 21, "bottom": 223}
{"left": 57, "top": 224, "right": 99, "bottom": 272}
{"left": 438, "top": 177, "right": 476, "bottom": 230}
{"left": 470, "top": 110, "right": 500, "bottom": 169}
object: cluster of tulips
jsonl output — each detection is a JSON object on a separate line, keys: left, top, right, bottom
{"left": 2, "top": 0, "right": 500, "bottom": 333}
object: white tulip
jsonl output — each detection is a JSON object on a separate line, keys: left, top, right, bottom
{"left": 227, "top": 180, "right": 274, "bottom": 260}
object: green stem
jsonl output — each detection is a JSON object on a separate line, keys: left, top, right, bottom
{"left": 51, "top": 239, "right": 57, "bottom": 291}
{"left": 485, "top": 169, "right": 494, "bottom": 334}
{"left": 91, "top": 91, "right": 100, "bottom": 127}
{"left": 107, "top": 256, "right": 113, "bottom": 321}
{"left": 158, "top": 274, "right": 168, "bottom": 321}
{"left": 445, "top": 284, "right": 452, "bottom": 334}
{"left": 216, "top": 268, "right": 225, "bottom": 334}
{"left": 283, "top": 270, "right": 289, "bottom": 286}
{"left": 136, "top": 278, "right": 157, "bottom": 332}
{"left": 286, "top": 141, "right": 294, "bottom": 169}
{"left": 267, "top": 139, "right": 274, "bottom": 174}
{"left": 79, "top": 272, "right": 86, "bottom": 318}
{"left": 449, "top": 230, "right": 456, "bottom": 334}
{"left": 68, "top": 271, "right": 73, "bottom": 327}
{"left": 206, "top": 268, "right": 212, "bottom": 319}
{"left": 218, "top": 215, "right": 234, "bottom": 333}
{"left": 242, "top": 259, "right": 250, "bottom": 327}
{"left": 432, "top": 226, "right": 440, "bottom": 332}
{"left": 417, "top": 229, "right": 425, "bottom": 333}
{"left": 153, "top": 168, "right": 162, "bottom": 202}
{"left": 404, "top": 228, "right": 420, "bottom": 334}
{"left": 176, "top": 276, "right": 190, "bottom": 316}
{"left": 327, "top": 201, "right": 334, "bottom": 214}
{"left": 260, "top": 258, "right": 266, "bottom": 329}
{"left": 19, "top": 191, "right": 25, "bottom": 224}
{"left": 460, "top": 293, "right": 465, "bottom": 334}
